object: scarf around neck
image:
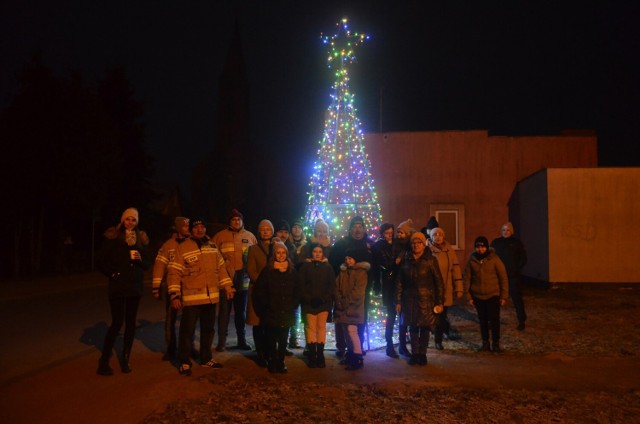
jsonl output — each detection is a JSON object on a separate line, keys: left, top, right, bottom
{"left": 274, "top": 260, "right": 289, "bottom": 272}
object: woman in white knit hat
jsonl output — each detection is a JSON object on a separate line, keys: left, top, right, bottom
{"left": 96, "top": 207, "right": 150, "bottom": 376}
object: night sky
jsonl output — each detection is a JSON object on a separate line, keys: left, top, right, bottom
{"left": 2, "top": 1, "right": 639, "bottom": 210}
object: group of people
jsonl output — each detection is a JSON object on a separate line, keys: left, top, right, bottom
{"left": 95, "top": 207, "right": 527, "bottom": 377}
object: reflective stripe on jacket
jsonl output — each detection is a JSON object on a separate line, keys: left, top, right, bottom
{"left": 167, "top": 238, "right": 232, "bottom": 306}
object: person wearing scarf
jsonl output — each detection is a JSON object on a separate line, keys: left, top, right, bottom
{"left": 246, "top": 219, "right": 276, "bottom": 367}
{"left": 252, "top": 240, "right": 300, "bottom": 373}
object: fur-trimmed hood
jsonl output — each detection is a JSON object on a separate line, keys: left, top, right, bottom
{"left": 103, "top": 226, "right": 149, "bottom": 246}
{"left": 340, "top": 261, "right": 371, "bottom": 272}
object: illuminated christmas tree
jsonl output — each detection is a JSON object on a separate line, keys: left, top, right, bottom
{"left": 304, "top": 18, "right": 383, "bottom": 240}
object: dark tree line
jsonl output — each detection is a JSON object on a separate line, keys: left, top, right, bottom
{"left": 0, "top": 54, "right": 155, "bottom": 279}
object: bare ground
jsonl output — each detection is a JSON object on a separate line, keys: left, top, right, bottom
{"left": 1, "top": 280, "right": 638, "bottom": 424}
{"left": 142, "top": 284, "right": 640, "bottom": 424}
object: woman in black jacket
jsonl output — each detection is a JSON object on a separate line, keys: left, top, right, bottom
{"left": 96, "top": 208, "right": 151, "bottom": 375}
{"left": 371, "top": 222, "right": 398, "bottom": 358}
{"left": 396, "top": 232, "right": 444, "bottom": 366}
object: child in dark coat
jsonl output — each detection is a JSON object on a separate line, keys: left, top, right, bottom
{"left": 298, "top": 243, "right": 335, "bottom": 368}
{"left": 253, "top": 240, "right": 300, "bottom": 373}
{"left": 334, "top": 248, "right": 370, "bottom": 370}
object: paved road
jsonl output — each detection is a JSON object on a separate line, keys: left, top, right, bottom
{"left": 0, "top": 272, "right": 167, "bottom": 385}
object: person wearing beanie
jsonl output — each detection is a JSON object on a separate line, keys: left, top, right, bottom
{"left": 328, "top": 215, "right": 373, "bottom": 358}
{"left": 229, "top": 208, "right": 243, "bottom": 221}
{"left": 463, "top": 236, "right": 509, "bottom": 353}
{"left": 167, "top": 218, "right": 234, "bottom": 375}
{"left": 396, "top": 219, "right": 414, "bottom": 240}
{"left": 334, "top": 247, "right": 370, "bottom": 370}
{"left": 120, "top": 208, "right": 139, "bottom": 227}
{"left": 349, "top": 215, "right": 365, "bottom": 230}
{"left": 274, "top": 219, "right": 301, "bottom": 349}
{"left": 96, "top": 208, "right": 151, "bottom": 376}
{"left": 275, "top": 219, "right": 291, "bottom": 233}
{"left": 289, "top": 219, "right": 307, "bottom": 264}
{"left": 298, "top": 242, "right": 335, "bottom": 368}
{"left": 427, "top": 227, "right": 464, "bottom": 350}
{"left": 152, "top": 216, "right": 191, "bottom": 361}
{"left": 395, "top": 230, "right": 444, "bottom": 366}
{"left": 246, "top": 219, "right": 276, "bottom": 367}
{"left": 372, "top": 222, "right": 400, "bottom": 358}
{"left": 287, "top": 210, "right": 305, "bottom": 345}
{"left": 274, "top": 219, "right": 296, "bottom": 260}
{"left": 491, "top": 222, "right": 528, "bottom": 331}
{"left": 212, "top": 209, "right": 257, "bottom": 351}
{"left": 423, "top": 216, "right": 439, "bottom": 240}
{"left": 410, "top": 231, "right": 427, "bottom": 245}
{"left": 392, "top": 219, "right": 417, "bottom": 356}
{"left": 252, "top": 240, "right": 300, "bottom": 373}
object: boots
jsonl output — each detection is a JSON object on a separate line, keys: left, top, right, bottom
{"left": 345, "top": 353, "right": 363, "bottom": 371}
{"left": 398, "top": 326, "right": 410, "bottom": 356}
{"left": 339, "top": 351, "right": 352, "bottom": 365}
{"left": 236, "top": 335, "right": 252, "bottom": 350}
{"left": 386, "top": 344, "right": 399, "bottom": 358}
{"left": 97, "top": 356, "right": 114, "bottom": 376}
{"left": 216, "top": 332, "right": 227, "bottom": 352}
{"left": 121, "top": 350, "right": 132, "bottom": 373}
{"left": 267, "top": 356, "right": 277, "bottom": 373}
{"left": 408, "top": 330, "right": 422, "bottom": 365}
{"left": 276, "top": 352, "right": 288, "bottom": 374}
{"left": 256, "top": 351, "right": 268, "bottom": 368}
{"left": 316, "top": 343, "right": 326, "bottom": 368}
{"left": 479, "top": 340, "right": 491, "bottom": 352}
{"left": 307, "top": 343, "right": 317, "bottom": 368}
{"left": 418, "top": 354, "right": 428, "bottom": 366}
{"left": 434, "top": 331, "right": 444, "bottom": 350}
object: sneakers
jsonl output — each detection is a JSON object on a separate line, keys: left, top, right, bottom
{"left": 478, "top": 341, "right": 491, "bottom": 352}
{"left": 201, "top": 359, "right": 223, "bottom": 368}
{"left": 179, "top": 363, "right": 192, "bottom": 376}
{"left": 434, "top": 342, "right": 444, "bottom": 350}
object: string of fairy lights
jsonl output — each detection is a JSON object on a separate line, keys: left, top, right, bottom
{"left": 300, "top": 18, "right": 393, "bottom": 350}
